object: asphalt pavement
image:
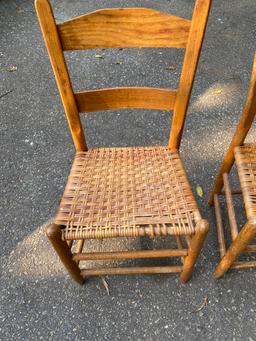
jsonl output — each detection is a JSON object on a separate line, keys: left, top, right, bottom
{"left": 0, "top": 0, "right": 256, "bottom": 340}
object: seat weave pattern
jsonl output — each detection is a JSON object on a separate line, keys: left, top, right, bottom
{"left": 235, "top": 143, "right": 256, "bottom": 220}
{"left": 54, "top": 147, "right": 200, "bottom": 240}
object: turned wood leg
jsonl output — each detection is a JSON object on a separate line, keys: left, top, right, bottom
{"left": 214, "top": 221, "right": 256, "bottom": 279}
{"left": 45, "top": 224, "right": 84, "bottom": 285}
{"left": 180, "top": 219, "right": 209, "bottom": 283}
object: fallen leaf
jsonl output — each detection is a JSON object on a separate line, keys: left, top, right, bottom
{"left": 7, "top": 66, "right": 17, "bottom": 72}
{"left": 101, "top": 277, "right": 110, "bottom": 295}
{"left": 196, "top": 185, "right": 203, "bottom": 197}
{"left": 95, "top": 54, "right": 103, "bottom": 59}
{"left": 17, "top": 7, "right": 25, "bottom": 13}
{"left": 190, "top": 297, "right": 208, "bottom": 313}
{"left": 215, "top": 88, "right": 222, "bottom": 94}
{"left": 165, "top": 66, "right": 176, "bottom": 71}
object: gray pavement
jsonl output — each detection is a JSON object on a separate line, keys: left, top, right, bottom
{"left": 0, "top": 0, "right": 256, "bottom": 340}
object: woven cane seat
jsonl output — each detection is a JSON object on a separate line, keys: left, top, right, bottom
{"left": 54, "top": 147, "right": 200, "bottom": 240}
{"left": 235, "top": 143, "right": 256, "bottom": 220}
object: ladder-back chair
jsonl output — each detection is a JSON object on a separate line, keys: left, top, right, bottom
{"left": 35, "top": 0, "right": 211, "bottom": 285}
{"left": 209, "top": 54, "right": 256, "bottom": 278}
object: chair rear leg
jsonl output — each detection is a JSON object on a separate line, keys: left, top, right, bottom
{"left": 45, "top": 224, "right": 84, "bottom": 285}
{"left": 214, "top": 221, "right": 256, "bottom": 279}
{"left": 180, "top": 219, "right": 209, "bottom": 283}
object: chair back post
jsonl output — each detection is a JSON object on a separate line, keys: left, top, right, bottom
{"left": 35, "top": 0, "right": 87, "bottom": 151}
{"left": 168, "top": 0, "right": 211, "bottom": 150}
{"left": 208, "top": 53, "right": 256, "bottom": 205}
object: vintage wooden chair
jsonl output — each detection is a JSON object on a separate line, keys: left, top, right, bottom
{"left": 35, "top": 0, "right": 211, "bottom": 285}
{"left": 209, "top": 54, "right": 256, "bottom": 279}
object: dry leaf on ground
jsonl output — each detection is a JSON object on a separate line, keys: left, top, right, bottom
{"left": 101, "top": 277, "right": 110, "bottom": 296}
{"left": 165, "top": 66, "right": 176, "bottom": 71}
{"left": 215, "top": 88, "right": 222, "bottom": 94}
{"left": 190, "top": 297, "right": 208, "bottom": 313}
{"left": 196, "top": 185, "right": 203, "bottom": 197}
{"left": 7, "top": 66, "right": 17, "bottom": 72}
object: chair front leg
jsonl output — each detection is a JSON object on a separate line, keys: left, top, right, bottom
{"left": 46, "top": 224, "right": 84, "bottom": 285}
{"left": 214, "top": 221, "right": 256, "bottom": 279}
{"left": 180, "top": 219, "right": 209, "bottom": 283}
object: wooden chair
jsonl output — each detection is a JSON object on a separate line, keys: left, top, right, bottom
{"left": 35, "top": 0, "right": 211, "bottom": 285}
{"left": 209, "top": 54, "right": 256, "bottom": 279}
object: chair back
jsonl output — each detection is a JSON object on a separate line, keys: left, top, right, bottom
{"left": 35, "top": 0, "right": 211, "bottom": 151}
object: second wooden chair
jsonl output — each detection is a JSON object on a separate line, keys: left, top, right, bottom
{"left": 209, "top": 54, "right": 256, "bottom": 278}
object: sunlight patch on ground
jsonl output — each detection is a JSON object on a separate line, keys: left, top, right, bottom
{"left": 192, "top": 81, "right": 243, "bottom": 111}
{"left": 5, "top": 220, "right": 64, "bottom": 279}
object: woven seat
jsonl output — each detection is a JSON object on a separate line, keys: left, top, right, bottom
{"left": 55, "top": 147, "right": 199, "bottom": 240}
{"left": 235, "top": 143, "right": 256, "bottom": 220}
